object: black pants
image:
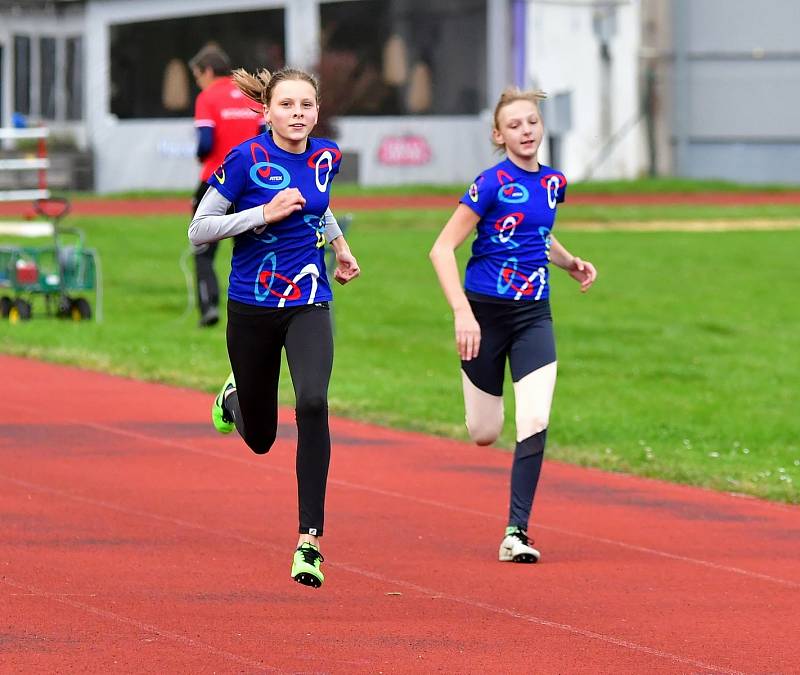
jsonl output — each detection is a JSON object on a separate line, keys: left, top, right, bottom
{"left": 226, "top": 300, "right": 333, "bottom": 536}
{"left": 192, "top": 182, "right": 220, "bottom": 317}
{"left": 462, "top": 296, "right": 556, "bottom": 396}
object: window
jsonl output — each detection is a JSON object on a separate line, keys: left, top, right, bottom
{"left": 40, "top": 37, "right": 57, "bottom": 120}
{"left": 109, "top": 9, "right": 285, "bottom": 119}
{"left": 319, "top": 0, "right": 486, "bottom": 116}
{"left": 14, "top": 35, "right": 31, "bottom": 115}
{"left": 66, "top": 37, "right": 84, "bottom": 120}
{"left": 10, "top": 34, "right": 84, "bottom": 122}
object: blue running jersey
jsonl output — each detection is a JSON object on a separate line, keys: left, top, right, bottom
{"left": 460, "top": 158, "right": 566, "bottom": 302}
{"left": 208, "top": 133, "right": 341, "bottom": 307}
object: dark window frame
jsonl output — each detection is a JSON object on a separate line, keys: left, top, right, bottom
{"left": 65, "top": 36, "right": 84, "bottom": 120}
{"left": 319, "top": 0, "right": 487, "bottom": 117}
{"left": 109, "top": 8, "right": 286, "bottom": 120}
{"left": 12, "top": 33, "right": 85, "bottom": 122}
{"left": 14, "top": 35, "right": 32, "bottom": 116}
{"left": 39, "top": 36, "right": 57, "bottom": 120}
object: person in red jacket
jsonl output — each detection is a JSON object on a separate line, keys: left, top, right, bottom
{"left": 189, "top": 44, "right": 264, "bottom": 327}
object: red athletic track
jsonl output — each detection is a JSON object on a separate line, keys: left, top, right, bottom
{"left": 1, "top": 355, "right": 798, "bottom": 673}
{"left": 2, "top": 191, "right": 800, "bottom": 218}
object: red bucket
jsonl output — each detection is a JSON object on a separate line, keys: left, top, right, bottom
{"left": 15, "top": 259, "right": 38, "bottom": 284}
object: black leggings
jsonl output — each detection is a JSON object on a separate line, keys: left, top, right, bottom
{"left": 225, "top": 300, "right": 333, "bottom": 536}
{"left": 462, "top": 296, "right": 556, "bottom": 532}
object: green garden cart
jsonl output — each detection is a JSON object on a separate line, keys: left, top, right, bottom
{"left": 0, "top": 197, "right": 102, "bottom": 323}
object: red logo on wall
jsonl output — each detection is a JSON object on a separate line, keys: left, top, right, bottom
{"left": 377, "top": 135, "right": 432, "bottom": 166}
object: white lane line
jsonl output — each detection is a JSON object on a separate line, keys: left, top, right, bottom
{"left": 59, "top": 419, "right": 800, "bottom": 590}
{"left": 4, "top": 406, "right": 799, "bottom": 588}
{"left": 334, "top": 562, "right": 745, "bottom": 675}
{"left": 329, "top": 477, "right": 800, "bottom": 589}
{"left": 0, "top": 473, "right": 741, "bottom": 675}
{"left": 0, "top": 575, "right": 276, "bottom": 672}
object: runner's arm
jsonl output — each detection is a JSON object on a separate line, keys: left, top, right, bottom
{"left": 323, "top": 208, "right": 343, "bottom": 242}
{"left": 196, "top": 126, "right": 213, "bottom": 161}
{"left": 188, "top": 186, "right": 264, "bottom": 245}
{"left": 429, "top": 203, "right": 482, "bottom": 360}
{"left": 550, "top": 235, "right": 597, "bottom": 293}
{"left": 429, "top": 204, "right": 480, "bottom": 314}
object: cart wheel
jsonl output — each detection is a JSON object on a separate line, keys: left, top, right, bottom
{"left": 57, "top": 295, "right": 73, "bottom": 318}
{"left": 9, "top": 299, "right": 32, "bottom": 323}
{"left": 70, "top": 298, "right": 92, "bottom": 321}
{"left": 0, "top": 296, "right": 12, "bottom": 318}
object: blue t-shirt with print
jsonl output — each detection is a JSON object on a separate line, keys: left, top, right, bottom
{"left": 459, "top": 158, "right": 566, "bottom": 302}
{"left": 208, "top": 132, "right": 341, "bottom": 307}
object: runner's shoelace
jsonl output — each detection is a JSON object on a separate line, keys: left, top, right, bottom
{"left": 299, "top": 546, "right": 324, "bottom": 565}
{"left": 510, "top": 530, "right": 532, "bottom": 546}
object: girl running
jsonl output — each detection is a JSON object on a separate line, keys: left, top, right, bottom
{"left": 429, "top": 87, "right": 597, "bottom": 563}
{"left": 188, "top": 66, "right": 360, "bottom": 588}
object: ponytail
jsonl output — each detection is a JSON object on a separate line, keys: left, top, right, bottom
{"left": 232, "top": 67, "right": 272, "bottom": 105}
{"left": 232, "top": 67, "right": 320, "bottom": 107}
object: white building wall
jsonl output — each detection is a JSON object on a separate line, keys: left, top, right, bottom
{"left": 528, "top": 0, "right": 646, "bottom": 181}
{"left": 82, "top": 0, "right": 502, "bottom": 192}
{"left": 84, "top": 0, "right": 285, "bottom": 193}
{"left": 5, "top": 0, "right": 649, "bottom": 191}
{"left": 337, "top": 116, "right": 494, "bottom": 186}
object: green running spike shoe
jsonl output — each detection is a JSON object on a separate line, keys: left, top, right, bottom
{"left": 291, "top": 542, "right": 324, "bottom": 588}
{"left": 211, "top": 372, "right": 236, "bottom": 434}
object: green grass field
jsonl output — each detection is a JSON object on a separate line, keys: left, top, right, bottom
{"left": 75, "top": 176, "right": 800, "bottom": 199}
{"left": 1, "top": 197, "right": 798, "bottom": 503}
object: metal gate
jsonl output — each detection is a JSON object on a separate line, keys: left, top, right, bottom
{"left": 671, "top": 0, "right": 800, "bottom": 183}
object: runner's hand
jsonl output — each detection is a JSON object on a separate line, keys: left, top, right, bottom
{"left": 333, "top": 250, "right": 360, "bottom": 285}
{"left": 454, "top": 307, "right": 481, "bottom": 361}
{"left": 568, "top": 257, "right": 597, "bottom": 293}
{"left": 262, "top": 188, "right": 306, "bottom": 224}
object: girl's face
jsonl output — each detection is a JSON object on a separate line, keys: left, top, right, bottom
{"left": 264, "top": 79, "right": 319, "bottom": 149}
{"left": 492, "top": 99, "right": 543, "bottom": 164}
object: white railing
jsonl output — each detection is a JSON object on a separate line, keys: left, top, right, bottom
{"left": 0, "top": 128, "right": 50, "bottom": 140}
{"left": 0, "top": 189, "right": 51, "bottom": 202}
{"left": 0, "top": 158, "right": 50, "bottom": 170}
{"left": 0, "top": 127, "right": 50, "bottom": 202}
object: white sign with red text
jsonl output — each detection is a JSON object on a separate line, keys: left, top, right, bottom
{"left": 377, "top": 135, "right": 432, "bottom": 166}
